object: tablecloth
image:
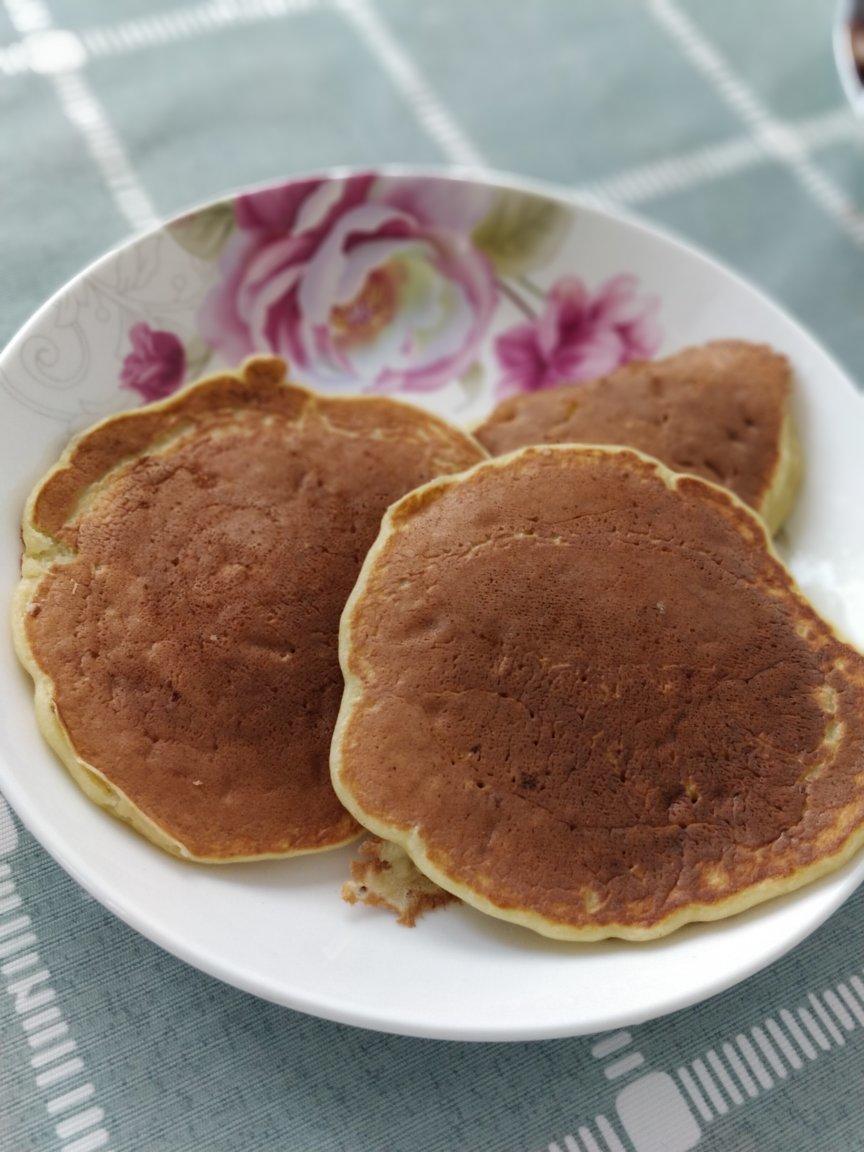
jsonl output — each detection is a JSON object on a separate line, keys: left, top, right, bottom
{"left": 2, "top": 1, "right": 864, "bottom": 1149}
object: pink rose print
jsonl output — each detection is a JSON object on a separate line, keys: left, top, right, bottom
{"left": 495, "top": 274, "right": 661, "bottom": 399}
{"left": 120, "top": 323, "right": 186, "bottom": 402}
{"left": 200, "top": 176, "right": 497, "bottom": 393}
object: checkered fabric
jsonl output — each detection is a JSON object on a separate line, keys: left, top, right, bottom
{"left": 2, "top": 1, "right": 864, "bottom": 1150}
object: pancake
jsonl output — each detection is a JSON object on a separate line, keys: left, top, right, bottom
{"left": 332, "top": 444, "right": 864, "bottom": 940}
{"left": 475, "top": 341, "right": 800, "bottom": 533}
{"left": 342, "top": 837, "right": 456, "bottom": 926}
{"left": 14, "top": 356, "right": 485, "bottom": 862}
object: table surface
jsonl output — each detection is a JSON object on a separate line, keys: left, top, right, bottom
{"left": 2, "top": 2, "right": 864, "bottom": 1150}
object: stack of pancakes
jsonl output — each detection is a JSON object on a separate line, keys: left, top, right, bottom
{"left": 16, "top": 343, "right": 864, "bottom": 941}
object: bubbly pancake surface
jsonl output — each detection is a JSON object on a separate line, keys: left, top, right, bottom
{"left": 475, "top": 341, "right": 800, "bottom": 532}
{"left": 15, "top": 357, "right": 485, "bottom": 861}
{"left": 333, "top": 446, "right": 864, "bottom": 940}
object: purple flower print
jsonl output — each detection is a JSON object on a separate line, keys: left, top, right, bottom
{"left": 120, "top": 323, "right": 186, "bottom": 402}
{"left": 495, "top": 274, "right": 661, "bottom": 398}
{"left": 199, "top": 176, "right": 497, "bottom": 393}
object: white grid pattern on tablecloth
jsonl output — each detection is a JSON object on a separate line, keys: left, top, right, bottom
{"left": 2, "top": 0, "right": 861, "bottom": 231}
{"left": 1, "top": 3, "right": 863, "bottom": 1152}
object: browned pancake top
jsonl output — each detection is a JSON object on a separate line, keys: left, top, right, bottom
{"left": 475, "top": 341, "right": 791, "bottom": 514}
{"left": 24, "top": 358, "right": 485, "bottom": 859}
{"left": 336, "top": 447, "right": 864, "bottom": 934}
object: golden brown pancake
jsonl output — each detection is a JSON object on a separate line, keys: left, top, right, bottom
{"left": 14, "top": 356, "right": 485, "bottom": 862}
{"left": 475, "top": 341, "right": 800, "bottom": 533}
{"left": 343, "top": 837, "right": 456, "bottom": 926}
{"left": 332, "top": 445, "right": 864, "bottom": 940}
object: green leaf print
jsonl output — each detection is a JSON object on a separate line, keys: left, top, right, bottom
{"left": 472, "top": 191, "right": 571, "bottom": 276}
{"left": 167, "top": 202, "right": 235, "bottom": 261}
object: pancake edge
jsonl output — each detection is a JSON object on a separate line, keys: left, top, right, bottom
{"left": 13, "top": 355, "right": 485, "bottom": 863}
{"left": 759, "top": 408, "right": 801, "bottom": 535}
{"left": 331, "top": 442, "right": 862, "bottom": 941}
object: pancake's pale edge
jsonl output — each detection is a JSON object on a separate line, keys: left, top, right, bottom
{"left": 12, "top": 356, "right": 485, "bottom": 864}
{"left": 331, "top": 442, "right": 863, "bottom": 942}
{"left": 760, "top": 410, "right": 801, "bottom": 535}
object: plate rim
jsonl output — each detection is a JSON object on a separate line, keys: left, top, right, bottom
{"left": 2, "top": 162, "right": 863, "bottom": 1041}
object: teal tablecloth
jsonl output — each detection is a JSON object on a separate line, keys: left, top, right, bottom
{"left": 3, "top": 2, "right": 864, "bottom": 1149}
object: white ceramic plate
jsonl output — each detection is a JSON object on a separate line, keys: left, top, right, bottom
{"left": 2, "top": 169, "right": 864, "bottom": 1041}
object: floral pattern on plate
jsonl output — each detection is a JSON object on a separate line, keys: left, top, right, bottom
{"left": 116, "top": 174, "right": 664, "bottom": 406}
